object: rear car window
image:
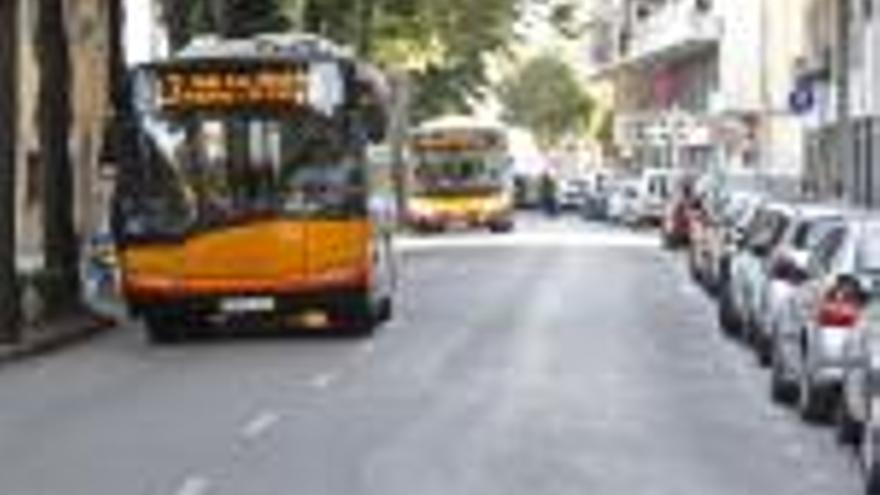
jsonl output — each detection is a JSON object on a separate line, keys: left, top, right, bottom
{"left": 790, "top": 221, "right": 811, "bottom": 249}
{"left": 858, "top": 222, "right": 880, "bottom": 272}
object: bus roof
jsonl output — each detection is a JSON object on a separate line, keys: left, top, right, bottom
{"left": 173, "top": 33, "right": 355, "bottom": 64}
{"left": 414, "top": 115, "right": 507, "bottom": 135}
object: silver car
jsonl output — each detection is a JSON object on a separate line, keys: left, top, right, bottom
{"left": 719, "top": 202, "right": 791, "bottom": 339}
{"left": 833, "top": 237, "right": 880, "bottom": 493}
{"left": 691, "top": 192, "right": 762, "bottom": 295}
{"left": 753, "top": 206, "right": 844, "bottom": 365}
{"left": 773, "top": 216, "right": 880, "bottom": 421}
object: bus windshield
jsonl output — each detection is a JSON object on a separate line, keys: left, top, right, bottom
{"left": 413, "top": 150, "right": 504, "bottom": 196}
{"left": 126, "top": 109, "right": 365, "bottom": 235}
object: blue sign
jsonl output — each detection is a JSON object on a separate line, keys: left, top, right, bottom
{"left": 789, "top": 82, "right": 815, "bottom": 115}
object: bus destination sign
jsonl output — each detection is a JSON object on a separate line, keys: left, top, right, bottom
{"left": 158, "top": 67, "right": 310, "bottom": 111}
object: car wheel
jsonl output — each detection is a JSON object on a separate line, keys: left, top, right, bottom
{"left": 865, "top": 427, "right": 880, "bottom": 495}
{"left": 770, "top": 345, "right": 798, "bottom": 405}
{"left": 837, "top": 399, "right": 863, "bottom": 446}
{"left": 755, "top": 330, "right": 772, "bottom": 368}
{"left": 687, "top": 250, "right": 702, "bottom": 282}
{"left": 799, "top": 371, "right": 835, "bottom": 423}
{"left": 717, "top": 284, "right": 742, "bottom": 337}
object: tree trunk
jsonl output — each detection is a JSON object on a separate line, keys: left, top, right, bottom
{"left": 0, "top": 0, "right": 20, "bottom": 341}
{"left": 108, "top": 0, "right": 127, "bottom": 112}
{"left": 36, "top": 0, "right": 80, "bottom": 314}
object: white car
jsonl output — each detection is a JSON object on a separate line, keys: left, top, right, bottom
{"left": 557, "top": 178, "right": 589, "bottom": 211}
{"left": 772, "top": 215, "right": 880, "bottom": 421}
{"left": 752, "top": 206, "right": 844, "bottom": 365}
{"left": 607, "top": 181, "right": 641, "bottom": 225}
{"left": 837, "top": 277, "right": 880, "bottom": 492}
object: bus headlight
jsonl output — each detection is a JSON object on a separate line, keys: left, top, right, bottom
{"left": 408, "top": 200, "right": 436, "bottom": 219}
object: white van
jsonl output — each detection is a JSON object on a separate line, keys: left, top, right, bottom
{"left": 636, "top": 168, "right": 684, "bottom": 225}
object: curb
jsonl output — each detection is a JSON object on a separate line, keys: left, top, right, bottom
{"left": 0, "top": 308, "right": 119, "bottom": 367}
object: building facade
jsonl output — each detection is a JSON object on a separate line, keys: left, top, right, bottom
{"left": 798, "top": 0, "right": 880, "bottom": 205}
{"left": 846, "top": 0, "right": 880, "bottom": 206}
{"left": 590, "top": 0, "right": 811, "bottom": 186}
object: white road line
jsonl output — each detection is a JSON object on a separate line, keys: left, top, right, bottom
{"left": 241, "top": 410, "right": 282, "bottom": 440}
{"left": 175, "top": 475, "right": 212, "bottom": 495}
{"left": 360, "top": 341, "right": 376, "bottom": 355}
{"left": 309, "top": 371, "right": 339, "bottom": 389}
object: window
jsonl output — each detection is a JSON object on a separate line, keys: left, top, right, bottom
{"left": 809, "top": 226, "right": 847, "bottom": 275}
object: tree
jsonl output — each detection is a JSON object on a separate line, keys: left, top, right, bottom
{"left": 296, "top": 0, "right": 519, "bottom": 118}
{"left": 37, "top": 0, "right": 81, "bottom": 314}
{"left": 0, "top": 0, "right": 20, "bottom": 341}
{"left": 159, "top": 0, "right": 521, "bottom": 121}
{"left": 498, "top": 54, "right": 595, "bottom": 146}
{"left": 219, "top": 0, "right": 290, "bottom": 38}
{"left": 159, "top": 0, "right": 290, "bottom": 49}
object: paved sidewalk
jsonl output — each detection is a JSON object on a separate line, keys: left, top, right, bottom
{"left": 0, "top": 307, "right": 117, "bottom": 365}
{"left": 0, "top": 250, "right": 123, "bottom": 366}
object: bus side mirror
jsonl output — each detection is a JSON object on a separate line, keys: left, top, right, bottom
{"left": 363, "top": 104, "right": 388, "bottom": 142}
{"left": 100, "top": 112, "right": 139, "bottom": 166}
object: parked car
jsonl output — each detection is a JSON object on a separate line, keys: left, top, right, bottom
{"left": 557, "top": 177, "right": 590, "bottom": 211}
{"left": 607, "top": 180, "right": 641, "bottom": 225}
{"left": 772, "top": 215, "right": 880, "bottom": 421}
{"left": 690, "top": 192, "right": 763, "bottom": 295}
{"left": 661, "top": 180, "right": 700, "bottom": 248}
{"left": 753, "top": 206, "right": 844, "bottom": 365}
{"left": 634, "top": 168, "right": 683, "bottom": 226}
{"left": 837, "top": 273, "right": 880, "bottom": 492}
{"left": 581, "top": 173, "right": 614, "bottom": 221}
{"left": 718, "top": 201, "right": 791, "bottom": 340}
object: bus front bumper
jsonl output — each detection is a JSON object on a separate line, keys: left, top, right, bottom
{"left": 127, "top": 287, "right": 373, "bottom": 328}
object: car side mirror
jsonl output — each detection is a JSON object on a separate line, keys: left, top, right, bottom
{"left": 771, "top": 252, "right": 809, "bottom": 284}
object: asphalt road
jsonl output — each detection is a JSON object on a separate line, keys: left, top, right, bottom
{"left": 0, "top": 215, "right": 864, "bottom": 495}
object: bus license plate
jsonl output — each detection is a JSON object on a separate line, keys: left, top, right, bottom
{"left": 221, "top": 297, "right": 275, "bottom": 314}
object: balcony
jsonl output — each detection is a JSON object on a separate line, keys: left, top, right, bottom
{"left": 620, "top": 0, "right": 721, "bottom": 70}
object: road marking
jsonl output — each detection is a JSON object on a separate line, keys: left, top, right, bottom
{"left": 360, "top": 341, "right": 376, "bottom": 355}
{"left": 175, "top": 475, "right": 212, "bottom": 495}
{"left": 241, "top": 410, "right": 282, "bottom": 440}
{"left": 309, "top": 371, "right": 339, "bottom": 389}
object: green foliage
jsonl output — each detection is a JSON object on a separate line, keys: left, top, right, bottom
{"left": 159, "top": 0, "right": 521, "bottom": 119}
{"left": 160, "top": 0, "right": 290, "bottom": 48}
{"left": 594, "top": 111, "right": 614, "bottom": 146}
{"left": 221, "top": 0, "right": 290, "bottom": 37}
{"left": 297, "top": 0, "right": 519, "bottom": 119}
{"left": 499, "top": 54, "right": 594, "bottom": 146}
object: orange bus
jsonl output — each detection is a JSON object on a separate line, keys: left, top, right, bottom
{"left": 112, "top": 34, "right": 396, "bottom": 342}
{"left": 406, "top": 117, "right": 515, "bottom": 233}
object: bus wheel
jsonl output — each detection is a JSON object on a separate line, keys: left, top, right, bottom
{"left": 489, "top": 220, "right": 514, "bottom": 233}
{"left": 377, "top": 296, "right": 393, "bottom": 323}
{"left": 144, "top": 310, "right": 186, "bottom": 344}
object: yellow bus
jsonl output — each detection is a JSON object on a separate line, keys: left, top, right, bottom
{"left": 406, "top": 117, "right": 515, "bottom": 233}
{"left": 112, "top": 34, "right": 396, "bottom": 342}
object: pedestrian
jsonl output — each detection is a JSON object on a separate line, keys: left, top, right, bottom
{"left": 539, "top": 172, "right": 558, "bottom": 217}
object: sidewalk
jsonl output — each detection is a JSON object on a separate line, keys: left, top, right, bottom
{"left": 0, "top": 251, "right": 123, "bottom": 365}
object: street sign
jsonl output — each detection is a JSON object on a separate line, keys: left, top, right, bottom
{"left": 789, "top": 82, "right": 815, "bottom": 115}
